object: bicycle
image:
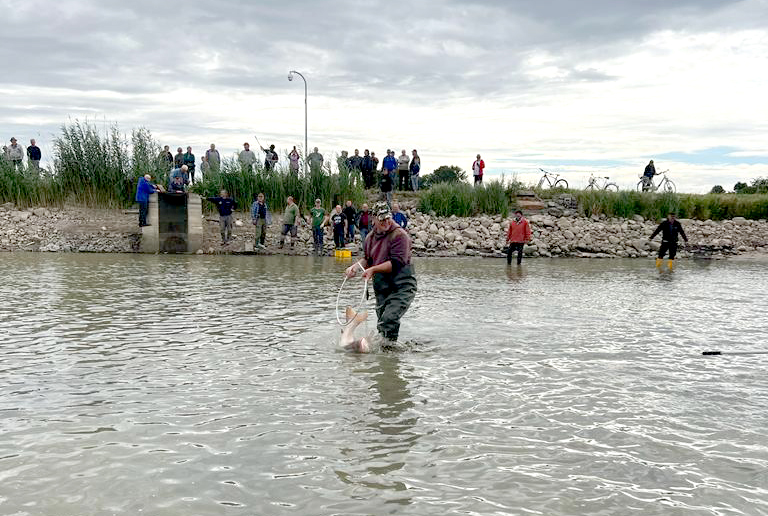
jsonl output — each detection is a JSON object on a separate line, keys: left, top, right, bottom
{"left": 537, "top": 168, "right": 568, "bottom": 189}
{"left": 637, "top": 170, "right": 676, "bottom": 193}
{"left": 585, "top": 174, "right": 619, "bottom": 192}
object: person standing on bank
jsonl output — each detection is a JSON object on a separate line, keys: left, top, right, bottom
{"left": 397, "top": 149, "right": 410, "bottom": 191}
{"left": 505, "top": 209, "right": 532, "bottom": 265}
{"left": 27, "top": 139, "right": 41, "bottom": 170}
{"left": 379, "top": 162, "right": 393, "bottom": 208}
{"left": 7, "top": 138, "right": 24, "bottom": 171}
{"left": 343, "top": 200, "right": 357, "bottom": 243}
{"left": 650, "top": 212, "right": 688, "bottom": 269}
{"left": 280, "top": 196, "right": 300, "bottom": 249}
{"left": 356, "top": 203, "right": 372, "bottom": 246}
{"left": 330, "top": 204, "right": 346, "bottom": 250}
{"left": 472, "top": 154, "right": 485, "bottom": 185}
{"left": 308, "top": 146, "right": 324, "bottom": 173}
{"left": 288, "top": 146, "right": 300, "bottom": 175}
{"left": 158, "top": 145, "right": 174, "bottom": 171}
{"left": 183, "top": 146, "right": 196, "bottom": 183}
{"left": 174, "top": 147, "right": 184, "bottom": 169}
{"left": 361, "top": 149, "right": 374, "bottom": 189}
{"left": 382, "top": 150, "right": 397, "bottom": 188}
{"left": 206, "top": 144, "right": 221, "bottom": 172}
{"left": 239, "top": 142, "right": 257, "bottom": 173}
{"left": 409, "top": 149, "right": 420, "bottom": 191}
{"left": 262, "top": 144, "right": 278, "bottom": 171}
{"left": 250, "top": 192, "right": 271, "bottom": 248}
{"left": 206, "top": 190, "right": 236, "bottom": 245}
{"left": 345, "top": 202, "right": 417, "bottom": 343}
{"left": 308, "top": 198, "right": 327, "bottom": 255}
{"left": 200, "top": 155, "right": 210, "bottom": 178}
{"left": 135, "top": 174, "right": 160, "bottom": 227}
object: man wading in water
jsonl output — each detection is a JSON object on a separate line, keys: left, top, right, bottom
{"left": 649, "top": 212, "right": 688, "bottom": 270}
{"left": 345, "top": 202, "right": 417, "bottom": 343}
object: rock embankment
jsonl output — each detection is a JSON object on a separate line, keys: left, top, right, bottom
{"left": 405, "top": 211, "right": 768, "bottom": 259}
{"left": 0, "top": 203, "right": 140, "bottom": 253}
{"left": 2, "top": 201, "right": 768, "bottom": 259}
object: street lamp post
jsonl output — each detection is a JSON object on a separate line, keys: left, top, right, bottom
{"left": 287, "top": 70, "right": 308, "bottom": 176}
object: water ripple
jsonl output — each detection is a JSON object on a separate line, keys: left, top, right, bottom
{"left": 0, "top": 254, "right": 767, "bottom": 515}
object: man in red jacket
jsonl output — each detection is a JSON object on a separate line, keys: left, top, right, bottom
{"left": 506, "top": 210, "right": 532, "bottom": 265}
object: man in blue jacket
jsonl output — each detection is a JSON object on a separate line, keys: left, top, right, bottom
{"left": 392, "top": 203, "right": 408, "bottom": 228}
{"left": 135, "top": 174, "right": 160, "bottom": 227}
{"left": 382, "top": 150, "right": 397, "bottom": 184}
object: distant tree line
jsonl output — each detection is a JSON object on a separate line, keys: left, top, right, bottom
{"left": 710, "top": 177, "right": 768, "bottom": 195}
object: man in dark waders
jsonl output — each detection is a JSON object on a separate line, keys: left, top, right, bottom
{"left": 649, "top": 212, "right": 688, "bottom": 270}
{"left": 345, "top": 202, "right": 417, "bottom": 343}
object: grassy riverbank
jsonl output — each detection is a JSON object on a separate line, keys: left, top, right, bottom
{"left": 2, "top": 119, "right": 766, "bottom": 220}
{"left": 417, "top": 182, "right": 768, "bottom": 220}
{"left": 0, "top": 120, "right": 363, "bottom": 213}
{"left": 547, "top": 189, "right": 768, "bottom": 221}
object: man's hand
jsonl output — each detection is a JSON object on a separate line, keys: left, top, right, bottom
{"left": 361, "top": 267, "right": 375, "bottom": 281}
{"left": 345, "top": 264, "right": 359, "bottom": 278}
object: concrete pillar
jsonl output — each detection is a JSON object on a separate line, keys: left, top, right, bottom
{"left": 187, "top": 194, "right": 202, "bottom": 253}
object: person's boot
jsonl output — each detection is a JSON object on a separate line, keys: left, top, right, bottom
{"left": 655, "top": 258, "right": 662, "bottom": 267}
{"left": 668, "top": 259, "right": 674, "bottom": 270}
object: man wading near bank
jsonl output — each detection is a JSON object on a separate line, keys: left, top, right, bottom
{"left": 506, "top": 209, "right": 531, "bottom": 265}
{"left": 650, "top": 212, "right": 688, "bottom": 269}
{"left": 345, "top": 202, "right": 417, "bottom": 343}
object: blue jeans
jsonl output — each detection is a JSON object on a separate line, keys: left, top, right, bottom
{"left": 411, "top": 174, "right": 419, "bottom": 191}
{"left": 359, "top": 227, "right": 369, "bottom": 245}
{"left": 312, "top": 226, "right": 324, "bottom": 252}
{"left": 347, "top": 223, "right": 356, "bottom": 241}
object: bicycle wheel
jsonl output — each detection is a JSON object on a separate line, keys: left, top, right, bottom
{"left": 554, "top": 179, "right": 568, "bottom": 189}
{"left": 637, "top": 180, "right": 646, "bottom": 192}
{"left": 663, "top": 179, "right": 676, "bottom": 193}
{"left": 604, "top": 183, "right": 619, "bottom": 192}
{"left": 585, "top": 183, "right": 595, "bottom": 191}
{"left": 537, "top": 179, "right": 546, "bottom": 189}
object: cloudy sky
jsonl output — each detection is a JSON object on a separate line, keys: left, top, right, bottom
{"left": 2, "top": 0, "right": 767, "bottom": 192}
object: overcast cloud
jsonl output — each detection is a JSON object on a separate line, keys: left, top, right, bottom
{"left": 1, "top": 0, "right": 767, "bottom": 192}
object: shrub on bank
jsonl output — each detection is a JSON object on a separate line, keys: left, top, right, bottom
{"left": 0, "top": 120, "right": 166, "bottom": 208}
{"left": 419, "top": 181, "right": 509, "bottom": 217}
{"left": 572, "top": 190, "right": 768, "bottom": 221}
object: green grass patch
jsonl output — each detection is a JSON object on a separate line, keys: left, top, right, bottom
{"left": 419, "top": 181, "right": 509, "bottom": 217}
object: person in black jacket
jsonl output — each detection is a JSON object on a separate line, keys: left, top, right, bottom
{"left": 206, "top": 190, "right": 236, "bottom": 245}
{"left": 649, "top": 213, "right": 688, "bottom": 268}
{"left": 360, "top": 149, "right": 374, "bottom": 189}
{"left": 342, "top": 200, "right": 357, "bottom": 244}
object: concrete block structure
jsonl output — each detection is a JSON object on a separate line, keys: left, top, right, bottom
{"left": 140, "top": 193, "right": 203, "bottom": 254}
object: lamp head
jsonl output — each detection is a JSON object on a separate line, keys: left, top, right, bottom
{"left": 288, "top": 72, "right": 293, "bottom": 81}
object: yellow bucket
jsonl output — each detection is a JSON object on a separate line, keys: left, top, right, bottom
{"left": 334, "top": 249, "right": 352, "bottom": 258}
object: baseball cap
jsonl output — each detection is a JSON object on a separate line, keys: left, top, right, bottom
{"left": 373, "top": 201, "right": 392, "bottom": 220}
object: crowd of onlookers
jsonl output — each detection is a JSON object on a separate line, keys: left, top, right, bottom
{"left": 2, "top": 137, "right": 42, "bottom": 171}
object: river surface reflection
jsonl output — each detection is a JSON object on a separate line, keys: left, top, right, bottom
{"left": 1, "top": 254, "right": 767, "bottom": 515}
